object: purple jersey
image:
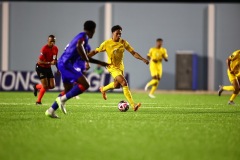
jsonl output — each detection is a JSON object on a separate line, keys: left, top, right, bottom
{"left": 59, "top": 32, "right": 89, "bottom": 64}
{"left": 58, "top": 32, "right": 90, "bottom": 83}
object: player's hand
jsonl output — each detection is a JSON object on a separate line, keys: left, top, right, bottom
{"left": 85, "top": 62, "right": 91, "bottom": 70}
{"left": 143, "top": 59, "right": 149, "bottom": 65}
{"left": 50, "top": 60, "right": 57, "bottom": 65}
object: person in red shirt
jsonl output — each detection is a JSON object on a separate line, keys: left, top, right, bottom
{"left": 33, "top": 35, "right": 59, "bottom": 105}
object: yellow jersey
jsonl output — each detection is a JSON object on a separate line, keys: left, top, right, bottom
{"left": 147, "top": 47, "right": 168, "bottom": 63}
{"left": 96, "top": 38, "right": 134, "bottom": 71}
{"left": 229, "top": 50, "right": 240, "bottom": 74}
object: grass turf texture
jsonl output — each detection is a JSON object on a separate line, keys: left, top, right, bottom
{"left": 0, "top": 91, "right": 239, "bottom": 160}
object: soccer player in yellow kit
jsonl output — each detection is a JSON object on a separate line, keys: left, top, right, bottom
{"left": 144, "top": 38, "right": 168, "bottom": 98}
{"left": 88, "top": 25, "right": 149, "bottom": 111}
{"left": 218, "top": 50, "right": 240, "bottom": 105}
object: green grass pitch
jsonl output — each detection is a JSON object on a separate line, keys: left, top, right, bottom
{"left": 0, "top": 91, "right": 239, "bottom": 160}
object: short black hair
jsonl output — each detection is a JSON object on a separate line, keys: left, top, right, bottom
{"left": 84, "top": 20, "right": 96, "bottom": 31}
{"left": 111, "top": 25, "right": 122, "bottom": 33}
{"left": 48, "top": 35, "right": 55, "bottom": 39}
{"left": 156, "top": 38, "right": 163, "bottom": 42}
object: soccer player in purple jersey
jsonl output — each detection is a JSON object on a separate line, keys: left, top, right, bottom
{"left": 45, "top": 20, "right": 108, "bottom": 118}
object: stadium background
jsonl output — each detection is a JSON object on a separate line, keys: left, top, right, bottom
{"left": 0, "top": 1, "right": 240, "bottom": 91}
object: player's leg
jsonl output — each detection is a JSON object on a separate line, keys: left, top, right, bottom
{"left": 36, "top": 78, "right": 48, "bottom": 105}
{"left": 145, "top": 66, "right": 158, "bottom": 91}
{"left": 99, "top": 79, "right": 121, "bottom": 100}
{"left": 218, "top": 85, "right": 234, "bottom": 96}
{"left": 56, "top": 75, "right": 89, "bottom": 114}
{"left": 45, "top": 90, "right": 65, "bottom": 118}
{"left": 115, "top": 75, "right": 141, "bottom": 111}
{"left": 228, "top": 78, "right": 240, "bottom": 105}
{"left": 149, "top": 67, "right": 161, "bottom": 98}
{"left": 148, "top": 77, "right": 159, "bottom": 98}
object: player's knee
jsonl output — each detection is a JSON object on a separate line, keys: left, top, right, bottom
{"left": 42, "top": 84, "right": 48, "bottom": 89}
{"left": 121, "top": 81, "right": 128, "bottom": 87}
{"left": 234, "top": 87, "right": 239, "bottom": 94}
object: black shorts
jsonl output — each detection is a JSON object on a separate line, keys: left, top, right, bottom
{"left": 35, "top": 63, "right": 54, "bottom": 79}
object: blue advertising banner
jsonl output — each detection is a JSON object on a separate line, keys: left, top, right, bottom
{"left": 0, "top": 71, "right": 129, "bottom": 92}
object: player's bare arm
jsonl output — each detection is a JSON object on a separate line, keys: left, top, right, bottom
{"left": 226, "top": 58, "right": 234, "bottom": 74}
{"left": 130, "top": 51, "right": 149, "bottom": 65}
{"left": 77, "top": 39, "right": 90, "bottom": 70}
{"left": 88, "top": 50, "right": 98, "bottom": 57}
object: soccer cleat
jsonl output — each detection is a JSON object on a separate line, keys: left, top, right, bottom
{"left": 33, "top": 84, "right": 38, "bottom": 97}
{"left": 228, "top": 101, "right": 235, "bottom": 105}
{"left": 56, "top": 97, "right": 67, "bottom": 114}
{"left": 36, "top": 102, "right": 42, "bottom": 105}
{"left": 148, "top": 94, "right": 156, "bottom": 98}
{"left": 133, "top": 103, "right": 141, "bottom": 111}
{"left": 144, "top": 84, "right": 149, "bottom": 91}
{"left": 218, "top": 85, "right": 223, "bottom": 96}
{"left": 99, "top": 87, "right": 107, "bottom": 100}
{"left": 45, "top": 109, "right": 59, "bottom": 118}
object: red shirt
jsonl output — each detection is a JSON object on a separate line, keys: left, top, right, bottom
{"left": 37, "top": 44, "right": 58, "bottom": 68}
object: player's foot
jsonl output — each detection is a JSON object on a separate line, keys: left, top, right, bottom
{"left": 228, "top": 101, "right": 235, "bottom": 105}
{"left": 45, "top": 109, "right": 59, "bottom": 118}
{"left": 36, "top": 102, "right": 42, "bottom": 105}
{"left": 133, "top": 103, "right": 141, "bottom": 111}
{"left": 218, "top": 85, "right": 223, "bottom": 96}
{"left": 56, "top": 97, "right": 67, "bottom": 114}
{"left": 99, "top": 87, "right": 107, "bottom": 100}
{"left": 144, "top": 84, "right": 149, "bottom": 91}
{"left": 33, "top": 84, "right": 38, "bottom": 97}
{"left": 148, "top": 94, "right": 156, "bottom": 98}
{"left": 75, "top": 96, "right": 80, "bottom": 99}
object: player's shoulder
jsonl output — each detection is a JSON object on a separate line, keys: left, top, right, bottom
{"left": 231, "top": 50, "right": 240, "bottom": 56}
{"left": 41, "top": 44, "right": 49, "bottom": 51}
{"left": 120, "top": 38, "right": 128, "bottom": 44}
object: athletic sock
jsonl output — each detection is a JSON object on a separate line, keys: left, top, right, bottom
{"left": 123, "top": 86, "right": 135, "bottom": 108}
{"left": 230, "top": 94, "right": 237, "bottom": 101}
{"left": 102, "top": 82, "right": 115, "bottom": 92}
{"left": 51, "top": 91, "right": 65, "bottom": 110}
{"left": 149, "top": 81, "right": 159, "bottom": 95}
{"left": 37, "top": 87, "right": 46, "bottom": 102}
{"left": 223, "top": 86, "right": 234, "bottom": 91}
{"left": 61, "top": 84, "right": 86, "bottom": 102}
{"left": 36, "top": 84, "right": 42, "bottom": 90}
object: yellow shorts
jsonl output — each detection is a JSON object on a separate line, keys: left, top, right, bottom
{"left": 227, "top": 69, "right": 240, "bottom": 84}
{"left": 107, "top": 66, "right": 124, "bottom": 79}
{"left": 150, "top": 63, "right": 162, "bottom": 77}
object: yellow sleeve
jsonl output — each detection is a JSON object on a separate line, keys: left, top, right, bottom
{"left": 123, "top": 39, "right": 134, "bottom": 53}
{"left": 147, "top": 48, "right": 152, "bottom": 57}
{"left": 96, "top": 41, "right": 107, "bottom": 52}
{"left": 163, "top": 48, "right": 168, "bottom": 59}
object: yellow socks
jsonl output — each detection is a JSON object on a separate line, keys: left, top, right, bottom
{"left": 102, "top": 82, "right": 115, "bottom": 92}
{"left": 123, "top": 86, "right": 135, "bottom": 108}
{"left": 223, "top": 86, "right": 234, "bottom": 91}
{"left": 149, "top": 82, "right": 159, "bottom": 95}
{"left": 230, "top": 94, "right": 237, "bottom": 101}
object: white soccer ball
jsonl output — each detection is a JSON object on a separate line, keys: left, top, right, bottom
{"left": 118, "top": 100, "right": 129, "bottom": 112}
